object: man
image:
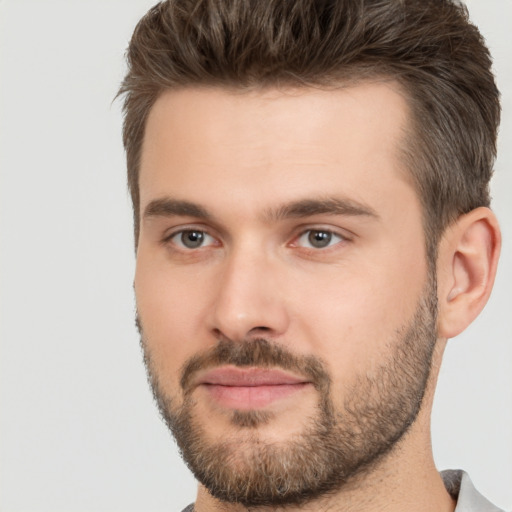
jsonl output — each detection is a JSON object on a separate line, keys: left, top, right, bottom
{"left": 118, "top": 0, "right": 504, "bottom": 510}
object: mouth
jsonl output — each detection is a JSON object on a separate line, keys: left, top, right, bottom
{"left": 195, "top": 366, "right": 312, "bottom": 410}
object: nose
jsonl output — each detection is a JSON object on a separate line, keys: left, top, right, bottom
{"left": 208, "top": 247, "right": 290, "bottom": 342}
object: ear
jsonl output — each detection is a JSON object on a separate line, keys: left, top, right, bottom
{"left": 436, "top": 207, "right": 501, "bottom": 339}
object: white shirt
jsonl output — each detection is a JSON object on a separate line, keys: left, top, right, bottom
{"left": 441, "top": 470, "right": 505, "bottom": 512}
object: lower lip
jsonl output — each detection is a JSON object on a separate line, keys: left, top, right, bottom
{"left": 201, "top": 383, "right": 310, "bottom": 409}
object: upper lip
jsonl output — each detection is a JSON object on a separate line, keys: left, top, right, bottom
{"left": 195, "top": 367, "right": 310, "bottom": 387}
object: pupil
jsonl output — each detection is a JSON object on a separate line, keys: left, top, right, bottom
{"left": 308, "top": 230, "right": 331, "bottom": 248}
{"left": 182, "top": 230, "right": 204, "bottom": 248}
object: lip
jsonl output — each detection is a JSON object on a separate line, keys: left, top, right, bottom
{"left": 197, "top": 367, "right": 309, "bottom": 387}
{"left": 195, "top": 367, "right": 311, "bottom": 410}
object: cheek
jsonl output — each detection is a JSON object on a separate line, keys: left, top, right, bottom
{"left": 290, "top": 254, "right": 426, "bottom": 377}
{"left": 134, "top": 253, "right": 211, "bottom": 381}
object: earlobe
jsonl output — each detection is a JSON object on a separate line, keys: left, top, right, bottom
{"left": 437, "top": 207, "right": 501, "bottom": 339}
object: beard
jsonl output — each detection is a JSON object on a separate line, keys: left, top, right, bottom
{"left": 138, "top": 273, "right": 438, "bottom": 507}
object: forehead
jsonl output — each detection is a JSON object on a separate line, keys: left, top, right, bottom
{"left": 139, "top": 83, "right": 414, "bottom": 218}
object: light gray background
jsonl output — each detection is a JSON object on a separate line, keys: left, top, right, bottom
{"left": 0, "top": 1, "right": 510, "bottom": 511}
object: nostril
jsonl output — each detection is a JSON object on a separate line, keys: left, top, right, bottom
{"left": 250, "top": 326, "right": 272, "bottom": 334}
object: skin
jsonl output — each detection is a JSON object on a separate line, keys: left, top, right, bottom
{"left": 135, "top": 83, "right": 500, "bottom": 511}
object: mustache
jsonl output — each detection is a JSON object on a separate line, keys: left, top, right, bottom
{"left": 179, "top": 338, "right": 331, "bottom": 395}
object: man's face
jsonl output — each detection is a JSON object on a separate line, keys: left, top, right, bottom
{"left": 135, "top": 83, "right": 438, "bottom": 505}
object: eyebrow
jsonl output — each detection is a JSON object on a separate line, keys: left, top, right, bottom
{"left": 143, "top": 198, "right": 211, "bottom": 220}
{"left": 264, "top": 197, "right": 379, "bottom": 222}
{"left": 142, "top": 196, "right": 379, "bottom": 222}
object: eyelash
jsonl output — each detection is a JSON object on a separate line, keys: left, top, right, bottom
{"left": 162, "top": 226, "right": 351, "bottom": 252}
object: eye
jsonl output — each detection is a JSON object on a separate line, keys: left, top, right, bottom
{"left": 296, "top": 229, "right": 344, "bottom": 249}
{"left": 168, "top": 229, "right": 216, "bottom": 249}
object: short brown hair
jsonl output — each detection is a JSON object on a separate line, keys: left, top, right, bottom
{"left": 118, "top": 0, "right": 500, "bottom": 256}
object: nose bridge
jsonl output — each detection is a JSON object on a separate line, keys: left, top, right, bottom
{"left": 209, "top": 239, "right": 289, "bottom": 341}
